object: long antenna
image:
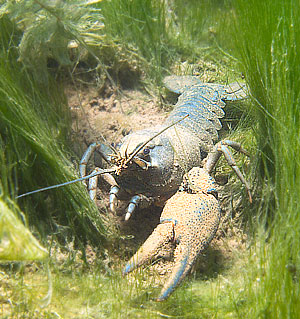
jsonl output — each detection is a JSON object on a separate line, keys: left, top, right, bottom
{"left": 16, "top": 115, "right": 189, "bottom": 199}
{"left": 16, "top": 167, "right": 117, "bottom": 199}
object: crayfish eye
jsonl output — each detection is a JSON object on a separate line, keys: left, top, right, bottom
{"left": 143, "top": 148, "right": 150, "bottom": 155}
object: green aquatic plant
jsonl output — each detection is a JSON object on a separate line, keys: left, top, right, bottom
{"left": 0, "top": 16, "right": 108, "bottom": 246}
{"left": 94, "top": 0, "right": 172, "bottom": 86}
{"left": 232, "top": 0, "right": 300, "bottom": 317}
{"left": 0, "top": 200, "right": 47, "bottom": 261}
{"left": 95, "top": 0, "right": 231, "bottom": 87}
{"left": 0, "top": 0, "right": 104, "bottom": 83}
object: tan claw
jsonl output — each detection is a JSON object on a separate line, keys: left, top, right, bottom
{"left": 123, "top": 167, "right": 221, "bottom": 300}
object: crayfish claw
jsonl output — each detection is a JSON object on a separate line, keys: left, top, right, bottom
{"left": 157, "top": 243, "right": 192, "bottom": 301}
{"left": 123, "top": 222, "right": 174, "bottom": 274}
{"left": 124, "top": 168, "right": 221, "bottom": 300}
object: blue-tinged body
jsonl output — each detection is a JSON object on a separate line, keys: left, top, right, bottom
{"left": 115, "top": 76, "right": 247, "bottom": 201}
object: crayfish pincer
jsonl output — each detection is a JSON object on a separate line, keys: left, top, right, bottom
{"left": 123, "top": 167, "right": 221, "bottom": 301}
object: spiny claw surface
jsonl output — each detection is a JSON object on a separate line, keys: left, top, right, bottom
{"left": 123, "top": 167, "right": 221, "bottom": 300}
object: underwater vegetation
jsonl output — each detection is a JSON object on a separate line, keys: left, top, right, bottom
{"left": 0, "top": 0, "right": 299, "bottom": 317}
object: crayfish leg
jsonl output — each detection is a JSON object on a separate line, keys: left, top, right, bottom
{"left": 205, "top": 139, "right": 252, "bottom": 202}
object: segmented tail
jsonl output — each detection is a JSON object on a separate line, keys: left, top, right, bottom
{"left": 164, "top": 76, "right": 248, "bottom": 146}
